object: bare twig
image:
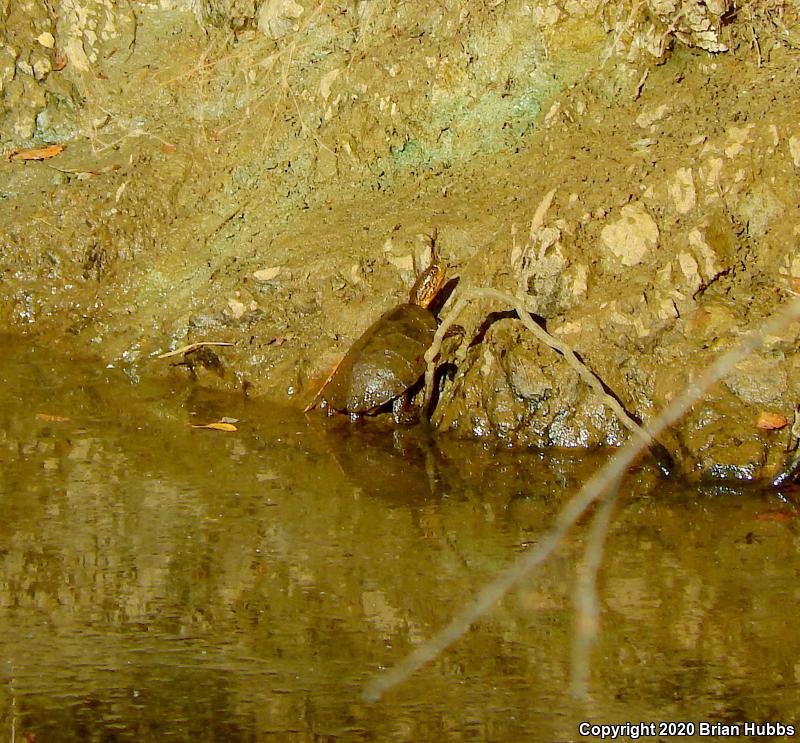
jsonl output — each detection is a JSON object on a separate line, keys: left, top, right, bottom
{"left": 156, "top": 341, "right": 234, "bottom": 359}
{"left": 365, "top": 295, "right": 800, "bottom": 702}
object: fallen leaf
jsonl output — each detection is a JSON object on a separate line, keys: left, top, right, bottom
{"left": 191, "top": 421, "right": 238, "bottom": 432}
{"left": 756, "top": 411, "right": 788, "bottom": 430}
{"left": 53, "top": 52, "right": 67, "bottom": 71}
{"left": 303, "top": 357, "right": 345, "bottom": 412}
{"left": 756, "top": 510, "right": 796, "bottom": 522}
{"left": 36, "top": 412, "right": 71, "bottom": 422}
{"left": 6, "top": 144, "right": 64, "bottom": 162}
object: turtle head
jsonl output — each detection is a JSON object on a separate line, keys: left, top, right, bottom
{"left": 409, "top": 260, "right": 446, "bottom": 309}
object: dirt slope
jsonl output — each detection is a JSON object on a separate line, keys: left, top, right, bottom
{"left": 1, "top": 0, "right": 798, "bottom": 479}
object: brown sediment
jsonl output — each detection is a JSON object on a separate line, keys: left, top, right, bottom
{"left": 1, "top": 0, "right": 799, "bottom": 478}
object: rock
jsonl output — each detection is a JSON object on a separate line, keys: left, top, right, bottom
{"left": 767, "top": 124, "right": 780, "bottom": 148}
{"left": 658, "top": 296, "right": 678, "bottom": 321}
{"left": 687, "top": 228, "right": 722, "bottom": 282}
{"left": 789, "top": 135, "right": 800, "bottom": 168}
{"left": 600, "top": 202, "right": 659, "bottom": 267}
{"left": 683, "top": 301, "right": 738, "bottom": 342}
{"left": 781, "top": 254, "right": 800, "bottom": 281}
{"left": 386, "top": 253, "right": 415, "bottom": 277}
{"left": 724, "top": 124, "right": 754, "bottom": 158}
{"left": 725, "top": 354, "right": 788, "bottom": 406}
{"left": 738, "top": 184, "right": 782, "bottom": 239}
{"left": 33, "top": 57, "right": 52, "bottom": 81}
{"left": 36, "top": 32, "right": 56, "bottom": 49}
{"left": 677, "top": 251, "right": 701, "bottom": 292}
{"left": 648, "top": 0, "right": 730, "bottom": 52}
{"left": 669, "top": 167, "right": 695, "bottom": 214}
{"left": 700, "top": 156, "right": 723, "bottom": 192}
{"left": 253, "top": 266, "right": 282, "bottom": 282}
{"left": 635, "top": 103, "right": 669, "bottom": 129}
{"left": 507, "top": 353, "right": 554, "bottom": 404}
{"left": 227, "top": 298, "right": 246, "bottom": 319}
{"left": 566, "top": 262, "right": 588, "bottom": 298}
{"left": 257, "top": 0, "right": 304, "bottom": 39}
{"left": 319, "top": 69, "right": 340, "bottom": 102}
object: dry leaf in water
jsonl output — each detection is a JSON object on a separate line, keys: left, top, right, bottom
{"left": 755, "top": 411, "right": 788, "bottom": 430}
{"left": 7, "top": 144, "right": 64, "bottom": 162}
{"left": 192, "top": 421, "right": 238, "bottom": 432}
{"left": 756, "top": 510, "right": 795, "bottom": 522}
{"left": 36, "top": 412, "right": 71, "bottom": 422}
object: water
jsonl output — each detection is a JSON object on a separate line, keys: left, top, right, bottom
{"left": 1, "top": 338, "right": 798, "bottom": 741}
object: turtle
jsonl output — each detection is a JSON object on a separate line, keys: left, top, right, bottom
{"left": 306, "top": 258, "right": 447, "bottom": 422}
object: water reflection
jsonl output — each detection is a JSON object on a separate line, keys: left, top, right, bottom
{"left": 0, "top": 338, "right": 798, "bottom": 741}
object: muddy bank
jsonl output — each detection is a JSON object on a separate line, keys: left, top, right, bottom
{"left": 1, "top": 0, "right": 799, "bottom": 479}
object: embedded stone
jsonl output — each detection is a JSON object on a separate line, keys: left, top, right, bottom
{"left": 600, "top": 202, "right": 659, "bottom": 267}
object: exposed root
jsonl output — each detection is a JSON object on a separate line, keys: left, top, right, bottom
{"left": 366, "top": 294, "right": 800, "bottom": 702}
{"left": 424, "top": 286, "right": 668, "bottom": 467}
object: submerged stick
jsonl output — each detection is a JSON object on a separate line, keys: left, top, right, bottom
{"left": 366, "top": 295, "right": 800, "bottom": 702}
{"left": 571, "top": 477, "right": 621, "bottom": 698}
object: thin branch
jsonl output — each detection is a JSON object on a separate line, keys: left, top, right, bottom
{"left": 366, "top": 295, "right": 800, "bottom": 702}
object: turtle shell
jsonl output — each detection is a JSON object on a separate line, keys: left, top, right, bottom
{"left": 324, "top": 303, "right": 437, "bottom": 414}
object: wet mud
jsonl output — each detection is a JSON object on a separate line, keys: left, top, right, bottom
{"left": 0, "top": 1, "right": 799, "bottom": 478}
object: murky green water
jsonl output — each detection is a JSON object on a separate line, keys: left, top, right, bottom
{"left": 1, "top": 338, "right": 798, "bottom": 742}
